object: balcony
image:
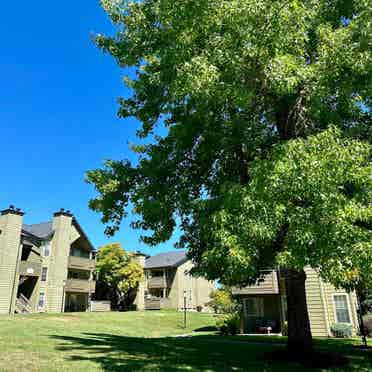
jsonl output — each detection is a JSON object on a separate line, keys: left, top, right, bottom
{"left": 68, "top": 256, "right": 95, "bottom": 271}
{"left": 19, "top": 261, "right": 42, "bottom": 277}
{"left": 148, "top": 276, "right": 169, "bottom": 289}
{"left": 232, "top": 270, "right": 280, "bottom": 295}
{"left": 144, "top": 297, "right": 171, "bottom": 310}
{"left": 65, "top": 279, "right": 96, "bottom": 293}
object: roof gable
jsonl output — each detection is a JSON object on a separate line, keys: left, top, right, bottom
{"left": 145, "top": 251, "right": 188, "bottom": 269}
{"left": 22, "top": 222, "right": 53, "bottom": 239}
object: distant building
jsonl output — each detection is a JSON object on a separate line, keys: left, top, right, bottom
{"left": 0, "top": 206, "right": 96, "bottom": 314}
{"left": 232, "top": 268, "right": 360, "bottom": 337}
{"left": 134, "top": 251, "right": 215, "bottom": 311}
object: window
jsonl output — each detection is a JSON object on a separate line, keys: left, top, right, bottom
{"left": 334, "top": 295, "right": 351, "bottom": 323}
{"left": 41, "top": 267, "right": 48, "bottom": 282}
{"left": 38, "top": 293, "right": 45, "bottom": 309}
{"left": 43, "top": 241, "right": 51, "bottom": 257}
{"left": 244, "top": 297, "right": 264, "bottom": 317}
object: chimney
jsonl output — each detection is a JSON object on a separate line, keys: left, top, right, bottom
{"left": 1, "top": 205, "right": 24, "bottom": 216}
{"left": 53, "top": 208, "right": 73, "bottom": 218}
{"left": 0, "top": 205, "right": 24, "bottom": 314}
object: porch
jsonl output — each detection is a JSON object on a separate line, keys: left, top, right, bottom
{"left": 240, "top": 295, "right": 286, "bottom": 334}
{"left": 64, "top": 292, "right": 90, "bottom": 312}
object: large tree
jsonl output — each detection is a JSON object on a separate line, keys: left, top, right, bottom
{"left": 87, "top": 0, "right": 371, "bottom": 356}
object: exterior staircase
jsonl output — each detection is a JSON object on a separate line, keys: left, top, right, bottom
{"left": 15, "top": 293, "right": 32, "bottom": 314}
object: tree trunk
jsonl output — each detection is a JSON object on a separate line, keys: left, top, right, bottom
{"left": 285, "top": 269, "right": 313, "bottom": 357}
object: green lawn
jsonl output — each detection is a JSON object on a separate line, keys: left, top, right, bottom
{"left": 0, "top": 311, "right": 370, "bottom": 371}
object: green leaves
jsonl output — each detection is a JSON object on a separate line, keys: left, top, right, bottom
{"left": 200, "top": 128, "right": 371, "bottom": 287}
{"left": 88, "top": 1, "right": 371, "bottom": 290}
{"left": 96, "top": 242, "right": 144, "bottom": 295}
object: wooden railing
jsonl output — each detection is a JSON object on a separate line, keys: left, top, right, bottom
{"left": 144, "top": 298, "right": 171, "bottom": 310}
{"left": 65, "top": 279, "right": 96, "bottom": 293}
{"left": 148, "top": 276, "right": 170, "bottom": 288}
{"left": 15, "top": 294, "right": 32, "bottom": 313}
{"left": 19, "top": 260, "right": 42, "bottom": 277}
{"left": 68, "top": 256, "right": 95, "bottom": 270}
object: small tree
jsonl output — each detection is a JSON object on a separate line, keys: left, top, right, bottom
{"left": 96, "top": 243, "right": 144, "bottom": 309}
{"left": 208, "top": 288, "right": 235, "bottom": 314}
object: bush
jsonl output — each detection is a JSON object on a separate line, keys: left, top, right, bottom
{"left": 330, "top": 323, "right": 352, "bottom": 338}
{"left": 282, "top": 321, "right": 288, "bottom": 336}
{"left": 208, "top": 289, "right": 235, "bottom": 314}
{"left": 216, "top": 313, "right": 240, "bottom": 335}
{"left": 362, "top": 314, "right": 372, "bottom": 336}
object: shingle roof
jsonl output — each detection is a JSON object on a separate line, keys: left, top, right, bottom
{"left": 145, "top": 250, "right": 188, "bottom": 269}
{"left": 22, "top": 222, "right": 53, "bottom": 239}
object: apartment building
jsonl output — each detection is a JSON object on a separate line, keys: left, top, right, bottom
{"left": 233, "top": 267, "right": 360, "bottom": 337}
{"left": 0, "top": 206, "right": 96, "bottom": 314}
{"left": 134, "top": 251, "right": 215, "bottom": 311}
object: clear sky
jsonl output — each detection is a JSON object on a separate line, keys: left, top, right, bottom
{"left": 0, "top": 1, "right": 179, "bottom": 255}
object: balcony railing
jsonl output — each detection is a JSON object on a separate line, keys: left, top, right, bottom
{"left": 147, "top": 276, "right": 170, "bottom": 288}
{"left": 65, "top": 279, "right": 96, "bottom": 293}
{"left": 68, "top": 256, "right": 95, "bottom": 271}
{"left": 144, "top": 297, "right": 171, "bottom": 310}
{"left": 19, "top": 261, "right": 42, "bottom": 277}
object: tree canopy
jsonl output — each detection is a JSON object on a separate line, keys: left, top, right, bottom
{"left": 88, "top": 0, "right": 370, "bottom": 242}
{"left": 96, "top": 243, "right": 144, "bottom": 308}
{"left": 191, "top": 128, "right": 371, "bottom": 287}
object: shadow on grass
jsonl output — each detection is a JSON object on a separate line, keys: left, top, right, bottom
{"left": 192, "top": 326, "right": 218, "bottom": 332}
{"left": 50, "top": 333, "right": 372, "bottom": 372}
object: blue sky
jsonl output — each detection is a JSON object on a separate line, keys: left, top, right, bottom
{"left": 0, "top": 1, "right": 179, "bottom": 254}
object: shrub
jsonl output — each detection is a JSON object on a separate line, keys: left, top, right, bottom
{"left": 282, "top": 321, "right": 288, "bottom": 336}
{"left": 208, "top": 289, "right": 235, "bottom": 314}
{"left": 216, "top": 313, "right": 241, "bottom": 335}
{"left": 330, "top": 323, "right": 352, "bottom": 338}
{"left": 362, "top": 314, "right": 372, "bottom": 336}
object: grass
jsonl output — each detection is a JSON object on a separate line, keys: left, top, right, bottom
{"left": 0, "top": 311, "right": 370, "bottom": 371}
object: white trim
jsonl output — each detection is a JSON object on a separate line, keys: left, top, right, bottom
{"left": 38, "top": 292, "right": 46, "bottom": 310}
{"left": 332, "top": 293, "right": 352, "bottom": 325}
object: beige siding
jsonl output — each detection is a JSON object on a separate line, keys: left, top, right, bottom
{"left": 177, "top": 261, "right": 215, "bottom": 310}
{"left": 69, "top": 224, "right": 81, "bottom": 244}
{"left": 233, "top": 271, "right": 279, "bottom": 295}
{"left": 133, "top": 254, "right": 146, "bottom": 310}
{"left": 303, "top": 268, "right": 328, "bottom": 337}
{"left": 44, "top": 214, "right": 74, "bottom": 312}
{"left": 141, "top": 259, "right": 215, "bottom": 311}
{"left": 0, "top": 212, "right": 23, "bottom": 314}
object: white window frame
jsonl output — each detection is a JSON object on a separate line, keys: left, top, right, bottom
{"left": 43, "top": 241, "right": 51, "bottom": 257}
{"left": 243, "top": 297, "right": 264, "bottom": 317}
{"left": 333, "top": 293, "right": 352, "bottom": 324}
{"left": 38, "top": 292, "right": 46, "bottom": 310}
{"left": 41, "top": 267, "right": 48, "bottom": 282}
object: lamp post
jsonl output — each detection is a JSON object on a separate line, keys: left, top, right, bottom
{"left": 183, "top": 290, "right": 187, "bottom": 329}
